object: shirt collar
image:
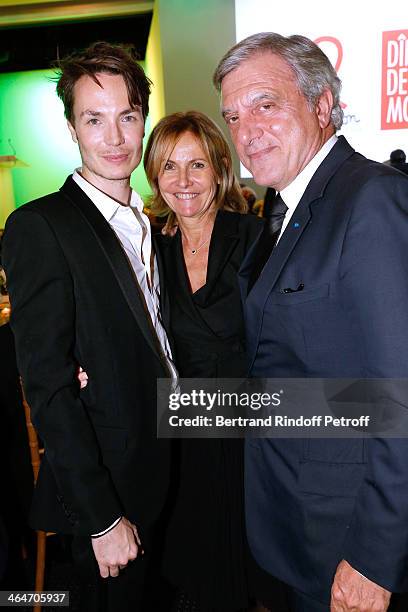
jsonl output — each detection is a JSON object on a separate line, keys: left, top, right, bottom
{"left": 72, "top": 170, "right": 144, "bottom": 222}
{"left": 280, "top": 134, "right": 338, "bottom": 212}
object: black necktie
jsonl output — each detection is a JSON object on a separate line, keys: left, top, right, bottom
{"left": 248, "top": 194, "right": 288, "bottom": 293}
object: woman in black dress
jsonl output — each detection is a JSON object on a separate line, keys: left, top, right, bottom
{"left": 144, "top": 111, "right": 288, "bottom": 612}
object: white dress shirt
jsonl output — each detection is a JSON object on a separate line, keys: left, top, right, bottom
{"left": 72, "top": 171, "right": 178, "bottom": 537}
{"left": 277, "top": 135, "right": 338, "bottom": 243}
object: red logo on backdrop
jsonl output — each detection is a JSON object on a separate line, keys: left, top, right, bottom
{"left": 314, "top": 37, "right": 347, "bottom": 109}
{"left": 381, "top": 30, "right": 408, "bottom": 130}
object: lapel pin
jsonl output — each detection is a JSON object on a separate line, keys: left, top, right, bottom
{"left": 293, "top": 222, "right": 300, "bottom": 228}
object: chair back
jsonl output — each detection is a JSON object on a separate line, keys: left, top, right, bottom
{"left": 20, "top": 379, "right": 42, "bottom": 484}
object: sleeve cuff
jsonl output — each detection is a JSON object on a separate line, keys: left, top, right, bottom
{"left": 91, "top": 516, "right": 122, "bottom": 538}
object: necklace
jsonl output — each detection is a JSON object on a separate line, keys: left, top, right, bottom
{"left": 181, "top": 214, "right": 215, "bottom": 255}
{"left": 182, "top": 224, "right": 213, "bottom": 255}
{"left": 190, "top": 236, "right": 210, "bottom": 255}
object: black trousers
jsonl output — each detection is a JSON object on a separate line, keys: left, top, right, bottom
{"left": 71, "top": 524, "right": 173, "bottom": 612}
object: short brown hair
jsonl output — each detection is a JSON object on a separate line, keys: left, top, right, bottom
{"left": 144, "top": 110, "right": 247, "bottom": 225}
{"left": 55, "top": 41, "right": 151, "bottom": 124}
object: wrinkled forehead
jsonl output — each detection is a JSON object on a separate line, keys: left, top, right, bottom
{"left": 220, "top": 52, "right": 297, "bottom": 104}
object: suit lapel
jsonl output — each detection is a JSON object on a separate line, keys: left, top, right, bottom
{"left": 153, "top": 233, "right": 170, "bottom": 329}
{"left": 192, "top": 210, "right": 239, "bottom": 305}
{"left": 153, "top": 232, "right": 177, "bottom": 356}
{"left": 243, "top": 136, "right": 356, "bottom": 370}
{"left": 244, "top": 201, "right": 313, "bottom": 371}
{"left": 60, "top": 177, "right": 168, "bottom": 367}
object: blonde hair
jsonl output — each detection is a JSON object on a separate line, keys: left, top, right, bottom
{"left": 144, "top": 110, "right": 247, "bottom": 227}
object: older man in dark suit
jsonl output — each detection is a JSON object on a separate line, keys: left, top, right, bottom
{"left": 214, "top": 32, "right": 408, "bottom": 612}
{"left": 3, "top": 42, "right": 176, "bottom": 611}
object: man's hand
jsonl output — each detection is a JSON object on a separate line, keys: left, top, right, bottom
{"left": 91, "top": 517, "right": 142, "bottom": 578}
{"left": 78, "top": 366, "right": 88, "bottom": 388}
{"left": 331, "top": 560, "right": 391, "bottom": 612}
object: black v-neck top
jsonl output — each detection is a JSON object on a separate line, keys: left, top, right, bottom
{"left": 154, "top": 210, "right": 266, "bottom": 611}
{"left": 156, "top": 210, "right": 263, "bottom": 378}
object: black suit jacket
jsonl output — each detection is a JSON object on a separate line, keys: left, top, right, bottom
{"left": 155, "top": 210, "right": 264, "bottom": 378}
{"left": 240, "top": 137, "right": 408, "bottom": 600}
{"left": 3, "top": 177, "right": 171, "bottom": 536}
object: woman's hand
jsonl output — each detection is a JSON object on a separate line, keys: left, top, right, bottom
{"left": 78, "top": 366, "right": 88, "bottom": 388}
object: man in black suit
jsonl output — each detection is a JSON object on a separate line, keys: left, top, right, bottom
{"left": 3, "top": 42, "right": 176, "bottom": 611}
{"left": 214, "top": 33, "right": 408, "bottom": 611}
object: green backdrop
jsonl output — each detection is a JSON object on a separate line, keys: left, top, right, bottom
{"left": 0, "top": 66, "right": 152, "bottom": 210}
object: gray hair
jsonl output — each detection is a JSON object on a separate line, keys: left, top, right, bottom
{"left": 213, "top": 32, "right": 343, "bottom": 130}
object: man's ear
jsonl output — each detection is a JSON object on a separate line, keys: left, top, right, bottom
{"left": 67, "top": 120, "right": 78, "bottom": 143}
{"left": 316, "top": 89, "right": 334, "bottom": 129}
